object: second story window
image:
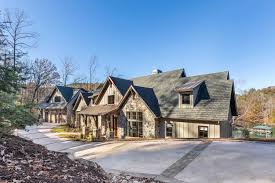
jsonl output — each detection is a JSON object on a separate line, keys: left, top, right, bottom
{"left": 54, "top": 96, "right": 61, "bottom": 102}
{"left": 108, "top": 95, "right": 115, "bottom": 104}
{"left": 181, "top": 94, "right": 191, "bottom": 105}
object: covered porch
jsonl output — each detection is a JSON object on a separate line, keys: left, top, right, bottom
{"left": 78, "top": 105, "right": 121, "bottom": 140}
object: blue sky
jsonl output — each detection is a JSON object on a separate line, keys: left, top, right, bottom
{"left": 1, "top": 0, "right": 275, "bottom": 91}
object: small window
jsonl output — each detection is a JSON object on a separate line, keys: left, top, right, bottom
{"left": 108, "top": 95, "right": 115, "bottom": 104}
{"left": 181, "top": 94, "right": 191, "bottom": 105}
{"left": 54, "top": 96, "right": 61, "bottom": 102}
{"left": 137, "top": 112, "right": 143, "bottom": 121}
{"left": 132, "top": 112, "right": 136, "bottom": 120}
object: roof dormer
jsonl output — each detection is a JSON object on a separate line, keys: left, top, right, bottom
{"left": 175, "top": 80, "right": 205, "bottom": 108}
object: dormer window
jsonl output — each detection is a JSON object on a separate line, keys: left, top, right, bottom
{"left": 181, "top": 94, "right": 191, "bottom": 105}
{"left": 108, "top": 95, "right": 115, "bottom": 104}
{"left": 54, "top": 96, "right": 61, "bottom": 102}
{"left": 175, "top": 80, "right": 205, "bottom": 108}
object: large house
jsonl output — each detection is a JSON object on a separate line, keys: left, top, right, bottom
{"left": 38, "top": 86, "right": 89, "bottom": 124}
{"left": 78, "top": 68, "right": 237, "bottom": 139}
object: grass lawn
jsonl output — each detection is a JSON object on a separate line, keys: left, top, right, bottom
{"left": 51, "top": 125, "right": 80, "bottom": 133}
{"left": 58, "top": 133, "right": 84, "bottom": 141}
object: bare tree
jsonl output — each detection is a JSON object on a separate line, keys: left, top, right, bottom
{"left": 104, "top": 65, "right": 117, "bottom": 78}
{"left": 72, "top": 75, "right": 87, "bottom": 84}
{"left": 89, "top": 56, "right": 97, "bottom": 90}
{"left": 3, "top": 9, "right": 38, "bottom": 69}
{"left": 30, "top": 58, "right": 60, "bottom": 103}
{"left": 60, "top": 56, "right": 76, "bottom": 86}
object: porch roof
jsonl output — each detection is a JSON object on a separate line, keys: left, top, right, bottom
{"left": 79, "top": 104, "right": 118, "bottom": 115}
{"left": 37, "top": 102, "right": 67, "bottom": 110}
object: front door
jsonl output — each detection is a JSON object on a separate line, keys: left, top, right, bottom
{"left": 112, "top": 116, "right": 118, "bottom": 137}
{"left": 198, "top": 126, "right": 208, "bottom": 138}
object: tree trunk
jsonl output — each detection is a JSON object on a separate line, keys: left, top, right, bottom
{"left": 31, "top": 86, "right": 39, "bottom": 104}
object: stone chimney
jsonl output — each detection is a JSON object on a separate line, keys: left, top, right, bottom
{"left": 152, "top": 69, "right": 163, "bottom": 75}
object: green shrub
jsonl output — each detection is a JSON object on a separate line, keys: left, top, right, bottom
{"left": 0, "top": 91, "right": 37, "bottom": 136}
{"left": 242, "top": 128, "right": 250, "bottom": 139}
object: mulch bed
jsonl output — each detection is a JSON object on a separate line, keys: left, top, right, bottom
{"left": 0, "top": 135, "right": 162, "bottom": 183}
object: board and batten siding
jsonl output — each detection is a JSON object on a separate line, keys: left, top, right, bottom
{"left": 171, "top": 121, "right": 220, "bottom": 138}
{"left": 98, "top": 83, "right": 122, "bottom": 105}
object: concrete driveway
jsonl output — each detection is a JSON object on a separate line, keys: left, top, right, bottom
{"left": 17, "top": 123, "right": 275, "bottom": 183}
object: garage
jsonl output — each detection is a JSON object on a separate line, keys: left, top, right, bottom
{"left": 165, "top": 121, "right": 220, "bottom": 138}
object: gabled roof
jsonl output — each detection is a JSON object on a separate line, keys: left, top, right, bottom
{"left": 72, "top": 91, "right": 92, "bottom": 111}
{"left": 131, "top": 69, "right": 235, "bottom": 121}
{"left": 132, "top": 86, "right": 161, "bottom": 117}
{"left": 109, "top": 76, "right": 133, "bottom": 96}
{"left": 47, "top": 86, "right": 86, "bottom": 103}
{"left": 94, "top": 76, "right": 133, "bottom": 104}
{"left": 82, "top": 92, "right": 92, "bottom": 105}
{"left": 118, "top": 85, "right": 161, "bottom": 117}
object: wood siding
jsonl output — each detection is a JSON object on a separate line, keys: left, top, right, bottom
{"left": 164, "top": 120, "right": 220, "bottom": 138}
{"left": 98, "top": 82, "right": 122, "bottom": 105}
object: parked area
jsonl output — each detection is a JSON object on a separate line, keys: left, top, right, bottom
{"left": 16, "top": 123, "right": 275, "bottom": 183}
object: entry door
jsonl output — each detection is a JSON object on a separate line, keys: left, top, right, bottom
{"left": 113, "top": 117, "right": 118, "bottom": 137}
{"left": 198, "top": 126, "right": 208, "bottom": 138}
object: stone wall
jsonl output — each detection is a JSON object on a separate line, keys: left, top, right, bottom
{"left": 119, "top": 93, "right": 157, "bottom": 138}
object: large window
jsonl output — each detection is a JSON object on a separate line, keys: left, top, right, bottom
{"left": 126, "top": 111, "right": 143, "bottom": 137}
{"left": 54, "top": 96, "right": 61, "bottom": 102}
{"left": 108, "top": 95, "right": 115, "bottom": 104}
{"left": 181, "top": 94, "right": 191, "bottom": 105}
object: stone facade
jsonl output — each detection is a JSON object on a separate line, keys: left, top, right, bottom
{"left": 119, "top": 92, "right": 157, "bottom": 138}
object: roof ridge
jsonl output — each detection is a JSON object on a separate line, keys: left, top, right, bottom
{"left": 182, "top": 71, "right": 229, "bottom": 80}
{"left": 131, "top": 68, "right": 184, "bottom": 80}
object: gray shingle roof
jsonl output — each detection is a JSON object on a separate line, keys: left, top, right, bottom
{"left": 132, "top": 69, "right": 235, "bottom": 121}
{"left": 56, "top": 86, "right": 74, "bottom": 102}
{"left": 82, "top": 92, "right": 92, "bottom": 105}
{"left": 132, "top": 86, "right": 161, "bottom": 117}
{"left": 110, "top": 76, "right": 133, "bottom": 95}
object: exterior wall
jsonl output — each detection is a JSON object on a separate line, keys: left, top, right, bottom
{"left": 220, "top": 121, "right": 232, "bottom": 138}
{"left": 49, "top": 89, "right": 66, "bottom": 103}
{"left": 75, "top": 97, "right": 88, "bottom": 127}
{"left": 66, "top": 103, "right": 73, "bottom": 124}
{"left": 118, "top": 93, "right": 156, "bottom": 138}
{"left": 43, "top": 109, "right": 66, "bottom": 123}
{"left": 41, "top": 88, "right": 68, "bottom": 123}
{"left": 163, "top": 119, "right": 220, "bottom": 138}
{"left": 98, "top": 82, "right": 122, "bottom": 105}
{"left": 220, "top": 107, "right": 233, "bottom": 138}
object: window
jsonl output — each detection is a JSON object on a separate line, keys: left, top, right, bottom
{"left": 198, "top": 126, "right": 208, "bottom": 138}
{"left": 181, "top": 94, "right": 191, "bottom": 105}
{"left": 54, "top": 96, "right": 61, "bottom": 102}
{"left": 108, "top": 95, "right": 115, "bottom": 104}
{"left": 126, "top": 111, "right": 143, "bottom": 137}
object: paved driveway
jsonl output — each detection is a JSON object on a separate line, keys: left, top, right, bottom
{"left": 17, "top": 123, "right": 275, "bottom": 183}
